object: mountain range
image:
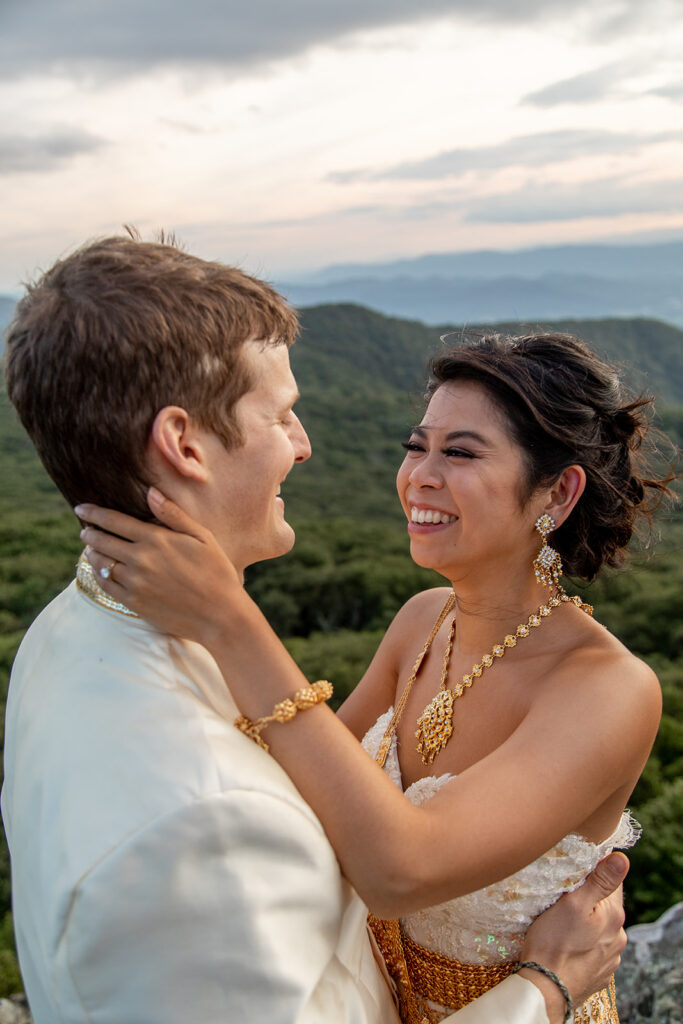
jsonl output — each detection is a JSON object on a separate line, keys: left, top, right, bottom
{"left": 277, "top": 239, "right": 683, "bottom": 327}
{"left": 2, "top": 238, "right": 683, "bottom": 342}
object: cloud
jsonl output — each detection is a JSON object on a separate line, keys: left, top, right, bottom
{"left": 649, "top": 81, "right": 683, "bottom": 101}
{"left": 522, "top": 57, "right": 644, "bottom": 106}
{"left": 463, "top": 176, "right": 683, "bottom": 223}
{"left": 585, "top": 0, "right": 681, "bottom": 42}
{"left": 0, "top": 0, "right": 630, "bottom": 81}
{"left": 0, "top": 128, "right": 105, "bottom": 174}
{"left": 330, "top": 129, "right": 682, "bottom": 183}
{"left": 524, "top": 65, "right": 619, "bottom": 107}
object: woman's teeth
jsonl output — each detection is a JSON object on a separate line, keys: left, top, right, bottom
{"left": 411, "top": 508, "right": 457, "bottom": 525}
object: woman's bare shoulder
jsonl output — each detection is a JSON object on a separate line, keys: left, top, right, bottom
{"left": 337, "top": 587, "right": 453, "bottom": 736}
{"left": 391, "top": 586, "right": 454, "bottom": 628}
{"left": 584, "top": 636, "right": 661, "bottom": 714}
{"left": 366, "top": 586, "right": 454, "bottom": 670}
{"left": 540, "top": 613, "right": 662, "bottom": 747}
{"left": 565, "top": 613, "right": 659, "bottom": 690}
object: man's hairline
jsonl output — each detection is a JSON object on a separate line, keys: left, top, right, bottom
{"left": 153, "top": 332, "right": 297, "bottom": 455}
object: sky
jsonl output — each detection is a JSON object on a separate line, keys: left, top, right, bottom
{"left": 1, "top": 0, "right": 683, "bottom": 291}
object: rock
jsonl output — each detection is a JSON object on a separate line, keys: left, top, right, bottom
{"left": 0, "top": 994, "right": 31, "bottom": 1024}
{"left": 616, "top": 902, "right": 683, "bottom": 1024}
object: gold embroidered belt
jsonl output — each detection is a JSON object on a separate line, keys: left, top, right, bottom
{"left": 368, "top": 915, "right": 619, "bottom": 1024}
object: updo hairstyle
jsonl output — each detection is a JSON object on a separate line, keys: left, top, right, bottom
{"left": 428, "top": 332, "right": 674, "bottom": 581}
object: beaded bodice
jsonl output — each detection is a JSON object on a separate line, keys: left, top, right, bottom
{"left": 362, "top": 708, "right": 640, "bottom": 965}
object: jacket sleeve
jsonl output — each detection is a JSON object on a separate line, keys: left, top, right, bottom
{"left": 62, "top": 788, "right": 366, "bottom": 1024}
{"left": 442, "top": 975, "right": 549, "bottom": 1024}
{"left": 61, "top": 787, "right": 546, "bottom": 1024}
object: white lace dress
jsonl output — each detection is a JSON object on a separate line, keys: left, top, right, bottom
{"left": 362, "top": 708, "right": 639, "bottom": 1022}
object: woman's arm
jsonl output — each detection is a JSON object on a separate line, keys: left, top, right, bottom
{"left": 201, "top": 604, "right": 656, "bottom": 918}
{"left": 78, "top": 494, "right": 661, "bottom": 919}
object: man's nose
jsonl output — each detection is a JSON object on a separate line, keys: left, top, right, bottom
{"left": 292, "top": 414, "right": 312, "bottom": 463}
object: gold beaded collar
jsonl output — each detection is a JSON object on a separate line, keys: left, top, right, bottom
{"left": 376, "top": 587, "right": 593, "bottom": 769}
{"left": 75, "top": 552, "right": 139, "bottom": 618}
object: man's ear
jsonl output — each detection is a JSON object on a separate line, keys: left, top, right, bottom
{"left": 148, "top": 406, "right": 209, "bottom": 483}
{"left": 543, "top": 464, "right": 586, "bottom": 527}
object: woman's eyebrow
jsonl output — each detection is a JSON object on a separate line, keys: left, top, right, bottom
{"left": 410, "top": 425, "right": 491, "bottom": 446}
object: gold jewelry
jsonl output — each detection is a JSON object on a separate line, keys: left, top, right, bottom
{"left": 76, "top": 553, "right": 138, "bottom": 618}
{"left": 375, "top": 593, "right": 455, "bottom": 768}
{"left": 368, "top": 914, "right": 617, "bottom": 1024}
{"left": 416, "top": 592, "right": 576, "bottom": 765}
{"left": 374, "top": 587, "right": 594, "bottom": 768}
{"left": 99, "top": 559, "right": 117, "bottom": 580}
{"left": 533, "top": 513, "right": 563, "bottom": 588}
{"left": 234, "top": 680, "right": 333, "bottom": 753}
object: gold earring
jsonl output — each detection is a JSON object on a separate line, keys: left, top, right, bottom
{"left": 533, "top": 513, "right": 562, "bottom": 588}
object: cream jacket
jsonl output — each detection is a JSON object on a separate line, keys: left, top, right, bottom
{"left": 2, "top": 579, "right": 548, "bottom": 1024}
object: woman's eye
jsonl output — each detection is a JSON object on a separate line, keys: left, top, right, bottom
{"left": 444, "top": 447, "right": 475, "bottom": 458}
{"left": 401, "top": 440, "right": 424, "bottom": 453}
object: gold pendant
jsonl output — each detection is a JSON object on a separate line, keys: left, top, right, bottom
{"left": 415, "top": 688, "right": 455, "bottom": 765}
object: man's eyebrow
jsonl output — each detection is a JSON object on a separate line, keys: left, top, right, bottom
{"left": 410, "top": 425, "right": 492, "bottom": 446}
{"left": 280, "top": 390, "right": 300, "bottom": 411}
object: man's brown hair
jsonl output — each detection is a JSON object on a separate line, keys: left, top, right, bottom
{"left": 4, "top": 233, "right": 299, "bottom": 516}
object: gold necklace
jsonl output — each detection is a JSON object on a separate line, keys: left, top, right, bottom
{"left": 415, "top": 587, "right": 593, "bottom": 765}
{"left": 375, "top": 593, "right": 455, "bottom": 768}
{"left": 374, "top": 588, "right": 593, "bottom": 770}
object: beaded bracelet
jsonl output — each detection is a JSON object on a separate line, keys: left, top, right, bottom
{"left": 234, "top": 680, "right": 333, "bottom": 753}
{"left": 513, "top": 961, "right": 574, "bottom": 1024}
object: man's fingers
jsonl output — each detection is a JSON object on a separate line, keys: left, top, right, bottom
{"left": 147, "top": 487, "right": 210, "bottom": 542}
{"left": 581, "top": 852, "right": 629, "bottom": 905}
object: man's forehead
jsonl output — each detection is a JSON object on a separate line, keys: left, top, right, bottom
{"left": 241, "top": 340, "right": 298, "bottom": 402}
{"left": 243, "top": 337, "right": 292, "bottom": 366}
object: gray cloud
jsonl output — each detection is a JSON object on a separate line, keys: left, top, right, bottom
{"left": 463, "top": 176, "right": 683, "bottom": 223}
{"left": 586, "top": 0, "right": 680, "bottom": 42}
{"left": 649, "top": 81, "right": 683, "bottom": 101}
{"left": 330, "top": 129, "right": 682, "bottom": 183}
{"left": 0, "top": 0, "right": 639, "bottom": 81}
{"left": 176, "top": 170, "right": 683, "bottom": 239}
{"left": 0, "top": 128, "right": 105, "bottom": 174}
{"left": 522, "top": 59, "right": 641, "bottom": 107}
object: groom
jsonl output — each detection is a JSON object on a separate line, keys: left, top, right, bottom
{"left": 2, "top": 234, "right": 627, "bottom": 1024}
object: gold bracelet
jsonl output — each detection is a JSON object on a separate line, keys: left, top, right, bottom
{"left": 234, "top": 680, "right": 333, "bottom": 752}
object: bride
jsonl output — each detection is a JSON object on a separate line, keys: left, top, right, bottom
{"left": 79, "top": 332, "right": 669, "bottom": 1023}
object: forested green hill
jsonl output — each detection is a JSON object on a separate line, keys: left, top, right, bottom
{"left": 2, "top": 307, "right": 682, "bottom": 522}
{"left": 0, "top": 307, "right": 681, "bottom": 993}
{"left": 295, "top": 306, "right": 683, "bottom": 400}
{"left": 287, "top": 308, "right": 683, "bottom": 521}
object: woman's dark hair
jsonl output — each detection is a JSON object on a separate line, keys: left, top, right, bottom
{"left": 428, "top": 332, "right": 675, "bottom": 581}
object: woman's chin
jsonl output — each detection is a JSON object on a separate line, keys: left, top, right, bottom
{"left": 408, "top": 541, "right": 448, "bottom": 574}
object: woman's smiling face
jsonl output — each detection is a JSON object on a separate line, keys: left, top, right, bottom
{"left": 396, "top": 380, "right": 543, "bottom": 584}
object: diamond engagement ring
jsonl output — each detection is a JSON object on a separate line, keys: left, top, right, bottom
{"left": 100, "top": 560, "right": 117, "bottom": 580}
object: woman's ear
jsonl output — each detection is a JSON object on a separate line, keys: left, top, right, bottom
{"left": 544, "top": 464, "right": 586, "bottom": 527}
{"left": 148, "top": 406, "right": 209, "bottom": 483}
